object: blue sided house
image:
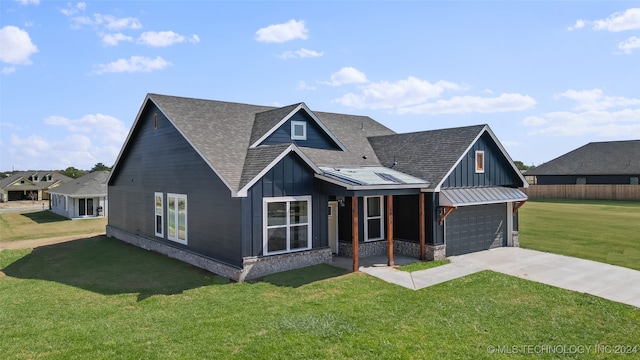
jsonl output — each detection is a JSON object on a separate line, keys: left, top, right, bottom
{"left": 107, "top": 94, "right": 528, "bottom": 281}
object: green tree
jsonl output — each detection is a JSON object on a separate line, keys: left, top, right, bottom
{"left": 514, "top": 161, "right": 530, "bottom": 171}
{"left": 58, "top": 167, "right": 85, "bottom": 179}
{"left": 90, "top": 162, "right": 111, "bottom": 172}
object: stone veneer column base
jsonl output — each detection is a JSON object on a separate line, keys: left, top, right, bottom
{"left": 511, "top": 231, "right": 520, "bottom": 248}
{"left": 338, "top": 239, "right": 447, "bottom": 261}
{"left": 106, "top": 225, "right": 332, "bottom": 282}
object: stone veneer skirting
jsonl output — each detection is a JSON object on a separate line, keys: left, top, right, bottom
{"left": 338, "top": 239, "right": 446, "bottom": 261}
{"left": 512, "top": 231, "right": 520, "bottom": 248}
{"left": 106, "top": 225, "right": 332, "bottom": 282}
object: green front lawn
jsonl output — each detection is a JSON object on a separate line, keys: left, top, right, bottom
{"left": 1, "top": 236, "right": 639, "bottom": 359}
{"left": 0, "top": 210, "right": 107, "bottom": 242}
{"left": 519, "top": 200, "right": 640, "bottom": 270}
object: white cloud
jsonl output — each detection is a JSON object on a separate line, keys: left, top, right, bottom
{"left": 297, "top": 81, "right": 316, "bottom": 91}
{"left": 93, "top": 14, "right": 142, "bottom": 30}
{"left": 570, "top": 8, "right": 640, "bottom": 32}
{"left": 101, "top": 32, "right": 133, "bottom": 46}
{"left": 617, "top": 36, "right": 640, "bottom": 54}
{"left": 333, "top": 76, "right": 467, "bottom": 110}
{"left": 15, "top": 0, "right": 39, "bottom": 5}
{"left": 5, "top": 113, "right": 130, "bottom": 169}
{"left": 568, "top": 19, "right": 587, "bottom": 31}
{"left": 255, "top": 19, "right": 308, "bottom": 43}
{"left": 277, "top": 48, "right": 323, "bottom": 59}
{"left": 398, "top": 93, "right": 536, "bottom": 115}
{"left": 522, "top": 109, "right": 640, "bottom": 137}
{"left": 137, "top": 31, "right": 200, "bottom": 47}
{"left": 556, "top": 89, "right": 640, "bottom": 111}
{"left": 60, "top": 2, "right": 85, "bottom": 16}
{"left": 0, "top": 26, "right": 38, "bottom": 65}
{"left": 2, "top": 66, "right": 16, "bottom": 75}
{"left": 325, "top": 67, "right": 368, "bottom": 86}
{"left": 93, "top": 56, "right": 171, "bottom": 74}
{"left": 593, "top": 8, "right": 640, "bottom": 32}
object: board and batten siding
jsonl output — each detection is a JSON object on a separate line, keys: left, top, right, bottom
{"left": 260, "top": 110, "right": 341, "bottom": 150}
{"left": 242, "top": 153, "right": 328, "bottom": 258}
{"left": 108, "top": 102, "right": 244, "bottom": 267}
{"left": 536, "top": 175, "right": 639, "bottom": 185}
{"left": 441, "top": 132, "right": 521, "bottom": 188}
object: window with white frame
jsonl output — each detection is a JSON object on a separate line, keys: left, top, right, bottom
{"left": 154, "top": 192, "right": 164, "bottom": 237}
{"left": 291, "top": 121, "right": 307, "bottom": 140}
{"left": 475, "top": 150, "right": 485, "bottom": 173}
{"left": 264, "top": 196, "right": 311, "bottom": 255}
{"left": 364, "top": 196, "right": 384, "bottom": 241}
{"left": 167, "top": 193, "right": 187, "bottom": 244}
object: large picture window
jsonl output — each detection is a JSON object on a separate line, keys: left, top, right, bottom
{"left": 154, "top": 192, "right": 164, "bottom": 237}
{"left": 264, "top": 196, "right": 312, "bottom": 255}
{"left": 167, "top": 193, "right": 187, "bottom": 244}
{"left": 364, "top": 196, "right": 384, "bottom": 241}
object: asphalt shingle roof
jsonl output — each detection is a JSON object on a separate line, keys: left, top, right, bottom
{"left": 368, "top": 125, "right": 487, "bottom": 188}
{"left": 0, "top": 171, "right": 72, "bottom": 191}
{"left": 527, "top": 140, "right": 640, "bottom": 176}
{"left": 48, "top": 171, "right": 109, "bottom": 196}
{"left": 148, "top": 94, "right": 396, "bottom": 193}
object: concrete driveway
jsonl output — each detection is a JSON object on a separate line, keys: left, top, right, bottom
{"left": 358, "top": 247, "right": 640, "bottom": 308}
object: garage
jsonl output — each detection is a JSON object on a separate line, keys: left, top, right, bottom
{"left": 445, "top": 203, "right": 506, "bottom": 256}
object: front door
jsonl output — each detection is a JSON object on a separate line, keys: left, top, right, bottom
{"left": 328, "top": 201, "right": 338, "bottom": 254}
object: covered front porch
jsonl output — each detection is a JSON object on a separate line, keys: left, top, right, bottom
{"left": 317, "top": 166, "right": 444, "bottom": 272}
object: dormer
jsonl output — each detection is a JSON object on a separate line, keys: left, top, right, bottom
{"left": 249, "top": 103, "right": 346, "bottom": 151}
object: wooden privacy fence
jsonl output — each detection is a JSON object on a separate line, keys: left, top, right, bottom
{"left": 523, "top": 185, "right": 640, "bottom": 201}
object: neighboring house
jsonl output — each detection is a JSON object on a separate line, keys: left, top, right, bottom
{"left": 0, "top": 171, "right": 72, "bottom": 202}
{"left": 527, "top": 140, "right": 640, "bottom": 185}
{"left": 107, "top": 94, "right": 528, "bottom": 281}
{"left": 48, "top": 171, "right": 109, "bottom": 219}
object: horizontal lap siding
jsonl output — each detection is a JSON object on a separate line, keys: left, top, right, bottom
{"left": 108, "top": 103, "right": 243, "bottom": 267}
{"left": 243, "top": 153, "right": 327, "bottom": 257}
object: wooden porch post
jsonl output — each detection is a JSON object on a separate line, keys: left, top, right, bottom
{"left": 419, "top": 193, "right": 426, "bottom": 261}
{"left": 352, "top": 196, "right": 359, "bottom": 271}
{"left": 386, "top": 195, "right": 394, "bottom": 266}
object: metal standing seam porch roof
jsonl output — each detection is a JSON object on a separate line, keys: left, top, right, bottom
{"left": 439, "top": 187, "right": 528, "bottom": 207}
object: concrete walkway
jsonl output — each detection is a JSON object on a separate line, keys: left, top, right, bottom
{"left": 336, "top": 248, "right": 640, "bottom": 308}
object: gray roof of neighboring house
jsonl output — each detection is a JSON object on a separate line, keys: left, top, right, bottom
{"left": 527, "top": 140, "right": 640, "bottom": 176}
{"left": 368, "top": 125, "right": 487, "bottom": 188}
{"left": 48, "top": 171, "right": 109, "bottom": 196}
{"left": 0, "top": 171, "right": 73, "bottom": 191}
{"left": 147, "top": 93, "right": 395, "bottom": 193}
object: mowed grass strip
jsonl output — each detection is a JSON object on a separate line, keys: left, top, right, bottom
{"left": 519, "top": 200, "right": 640, "bottom": 270}
{"left": 1, "top": 236, "right": 639, "bottom": 359}
{"left": 0, "top": 210, "right": 107, "bottom": 242}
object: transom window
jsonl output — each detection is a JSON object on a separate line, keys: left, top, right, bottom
{"left": 264, "top": 196, "right": 312, "bottom": 255}
{"left": 167, "top": 193, "right": 187, "bottom": 244}
{"left": 291, "top": 121, "right": 307, "bottom": 140}
{"left": 154, "top": 192, "right": 164, "bottom": 237}
{"left": 364, "top": 196, "right": 384, "bottom": 241}
{"left": 475, "top": 150, "right": 485, "bottom": 173}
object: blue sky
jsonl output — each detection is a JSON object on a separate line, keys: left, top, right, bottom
{"left": 1, "top": 1, "right": 639, "bottom": 171}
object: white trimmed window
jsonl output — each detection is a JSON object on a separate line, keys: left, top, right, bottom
{"left": 364, "top": 196, "right": 384, "bottom": 241}
{"left": 475, "top": 150, "right": 485, "bottom": 173}
{"left": 154, "top": 192, "right": 164, "bottom": 237}
{"left": 291, "top": 121, "right": 307, "bottom": 140}
{"left": 264, "top": 196, "right": 312, "bottom": 255}
{"left": 167, "top": 193, "right": 187, "bottom": 244}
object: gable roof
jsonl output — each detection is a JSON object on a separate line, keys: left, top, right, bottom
{"left": 48, "top": 171, "right": 109, "bottom": 197}
{"left": 0, "top": 171, "right": 72, "bottom": 191}
{"left": 527, "top": 140, "right": 640, "bottom": 176}
{"left": 369, "top": 124, "right": 527, "bottom": 190}
{"left": 111, "top": 93, "right": 396, "bottom": 196}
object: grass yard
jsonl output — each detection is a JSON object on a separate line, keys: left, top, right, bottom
{"left": 1, "top": 237, "right": 639, "bottom": 359}
{"left": 519, "top": 200, "right": 640, "bottom": 271}
{"left": 0, "top": 210, "right": 107, "bottom": 242}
